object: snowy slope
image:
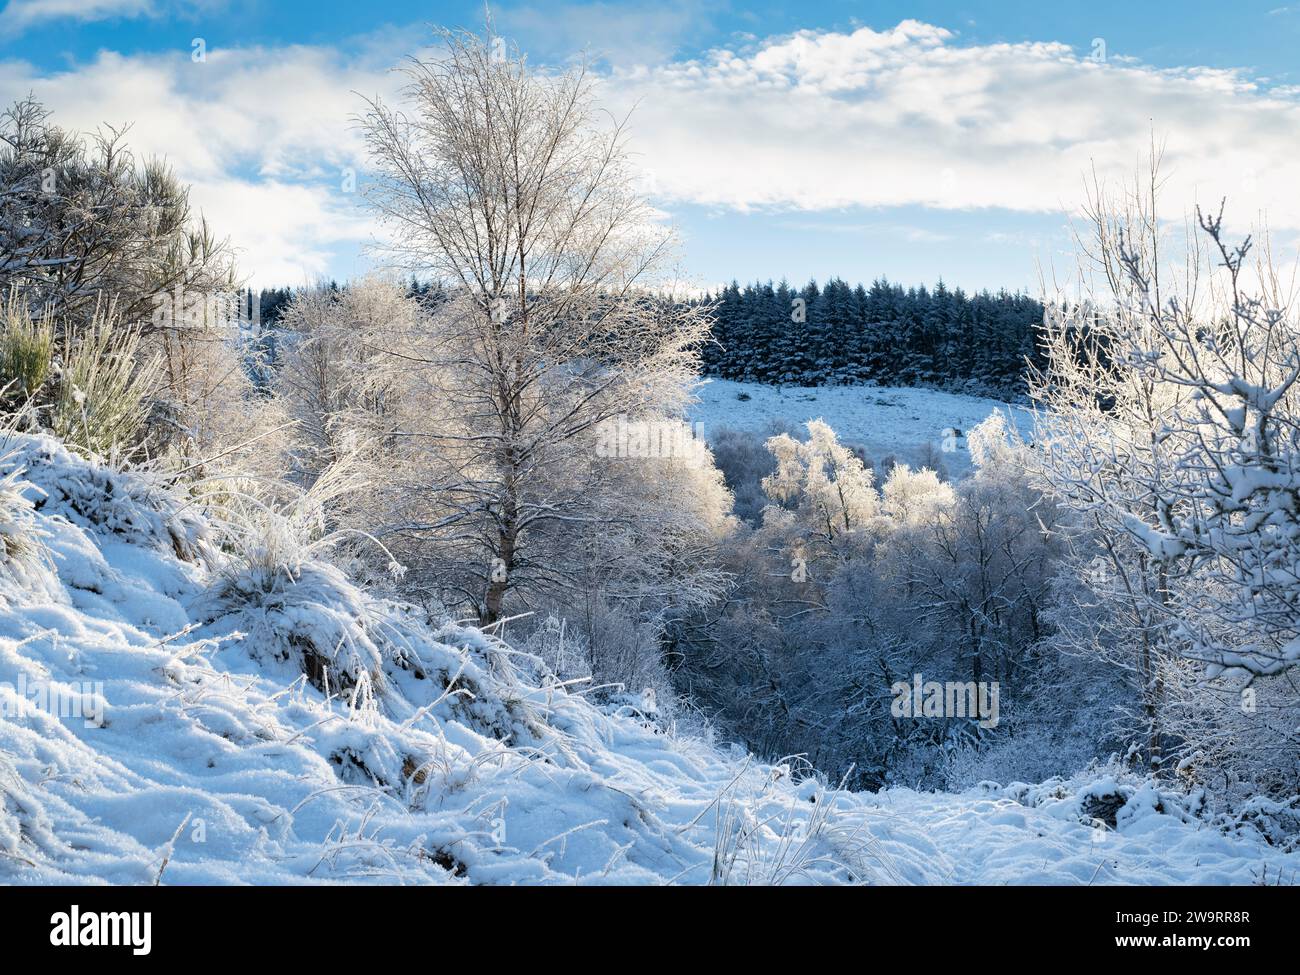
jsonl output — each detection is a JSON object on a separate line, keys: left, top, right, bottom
{"left": 690, "top": 379, "right": 1033, "bottom": 475}
{"left": 0, "top": 434, "right": 1293, "bottom": 885}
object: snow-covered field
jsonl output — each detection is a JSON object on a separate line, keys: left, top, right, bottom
{"left": 0, "top": 433, "right": 1294, "bottom": 884}
{"left": 691, "top": 379, "right": 1033, "bottom": 475}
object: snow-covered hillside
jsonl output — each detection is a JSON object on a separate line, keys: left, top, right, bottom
{"left": 0, "top": 435, "right": 1293, "bottom": 885}
{"left": 691, "top": 379, "right": 1032, "bottom": 475}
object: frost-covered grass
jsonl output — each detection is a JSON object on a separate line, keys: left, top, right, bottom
{"left": 0, "top": 291, "right": 54, "bottom": 403}
{"left": 0, "top": 433, "right": 1293, "bottom": 885}
{"left": 0, "top": 415, "right": 49, "bottom": 581}
{"left": 0, "top": 456, "right": 42, "bottom": 575}
{"left": 51, "top": 311, "right": 159, "bottom": 458}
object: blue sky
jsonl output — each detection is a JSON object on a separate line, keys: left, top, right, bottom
{"left": 4, "top": 1, "right": 1299, "bottom": 292}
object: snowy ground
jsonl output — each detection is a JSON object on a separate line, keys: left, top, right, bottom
{"left": 690, "top": 379, "right": 1033, "bottom": 476}
{"left": 0, "top": 434, "right": 1294, "bottom": 885}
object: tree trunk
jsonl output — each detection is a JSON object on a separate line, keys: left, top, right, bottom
{"left": 482, "top": 511, "right": 517, "bottom": 625}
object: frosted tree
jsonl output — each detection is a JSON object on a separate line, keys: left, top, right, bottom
{"left": 1032, "top": 150, "right": 1300, "bottom": 779}
{"left": 896, "top": 414, "right": 1059, "bottom": 691}
{"left": 276, "top": 278, "right": 418, "bottom": 478}
{"left": 359, "top": 28, "right": 711, "bottom": 622}
{"left": 760, "top": 418, "right": 879, "bottom": 571}
{"left": 1029, "top": 155, "right": 1197, "bottom": 772}
{"left": 1108, "top": 208, "right": 1300, "bottom": 682}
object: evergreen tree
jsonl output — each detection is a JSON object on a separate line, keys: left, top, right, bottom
{"left": 694, "top": 274, "right": 1043, "bottom": 395}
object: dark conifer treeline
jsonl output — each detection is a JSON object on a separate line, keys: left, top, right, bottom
{"left": 248, "top": 276, "right": 1045, "bottom": 397}
{"left": 695, "top": 277, "right": 1045, "bottom": 396}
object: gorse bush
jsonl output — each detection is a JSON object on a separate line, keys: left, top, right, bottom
{"left": 52, "top": 309, "right": 159, "bottom": 457}
{"left": 0, "top": 96, "right": 235, "bottom": 329}
{"left": 0, "top": 289, "right": 54, "bottom": 403}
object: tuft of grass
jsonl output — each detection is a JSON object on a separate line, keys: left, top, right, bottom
{"left": 692, "top": 763, "right": 900, "bottom": 886}
{"left": 0, "top": 462, "right": 39, "bottom": 567}
{"left": 209, "top": 457, "right": 382, "bottom": 593}
{"left": 0, "top": 413, "right": 49, "bottom": 575}
{"left": 0, "top": 289, "right": 54, "bottom": 405}
{"left": 51, "top": 307, "right": 160, "bottom": 458}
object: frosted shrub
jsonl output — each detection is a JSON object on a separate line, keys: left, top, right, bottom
{"left": 0, "top": 289, "right": 53, "bottom": 405}
{"left": 209, "top": 458, "right": 370, "bottom": 590}
{"left": 203, "top": 457, "right": 402, "bottom": 693}
{"left": 155, "top": 330, "right": 289, "bottom": 478}
{"left": 880, "top": 463, "right": 955, "bottom": 526}
{"left": 10, "top": 433, "right": 206, "bottom": 561}
{"left": 521, "top": 614, "right": 592, "bottom": 683}
{"left": 208, "top": 558, "right": 388, "bottom": 695}
{"left": 52, "top": 309, "right": 159, "bottom": 457}
{"left": 584, "top": 600, "right": 675, "bottom": 709}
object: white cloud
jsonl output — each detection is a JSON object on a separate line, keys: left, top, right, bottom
{"left": 7, "top": 18, "right": 1300, "bottom": 286}
{"left": 2, "top": 0, "right": 153, "bottom": 33}
{"left": 599, "top": 22, "right": 1300, "bottom": 233}
{"left": 189, "top": 177, "right": 374, "bottom": 286}
{"left": 0, "top": 42, "right": 402, "bottom": 286}
{"left": 776, "top": 218, "right": 955, "bottom": 244}
{"left": 0, "top": 0, "right": 228, "bottom": 33}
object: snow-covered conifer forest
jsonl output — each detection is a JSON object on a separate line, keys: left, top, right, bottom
{"left": 0, "top": 8, "right": 1298, "bottom": 901}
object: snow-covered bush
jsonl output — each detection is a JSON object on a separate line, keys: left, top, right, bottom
{"left": 11, "top": 432, "right": 205, "bottom": 560}
{"left": 52, "top": 309, "right": 159, "bottom": 458}
{"left": 207, "top": 559, "right": 387, "bottom": 694}
{"left": 0, "top": 289, "right": 53, "bottom": 404}
{"left": 998, "top": 758, "right": 1207, "bottom": 834}
{"left": 200, "top": 457, "right": 404, "bottom": 693}
{"left": 1031, "top": 159, "right": 1300, "bottom": 794}
{"left": 1222, "top": 795, "right": 1300, "bottom": 853}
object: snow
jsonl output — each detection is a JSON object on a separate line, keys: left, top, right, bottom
{"left": 689, "top": 379, "right": 1033, "bottom": 476}
{"left": 0, "top": 432, "right": 1294, "bottom": 885}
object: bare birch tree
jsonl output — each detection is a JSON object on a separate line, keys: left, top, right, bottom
{"left": 359, "top": 27, "right": 714, "bottom": 623}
